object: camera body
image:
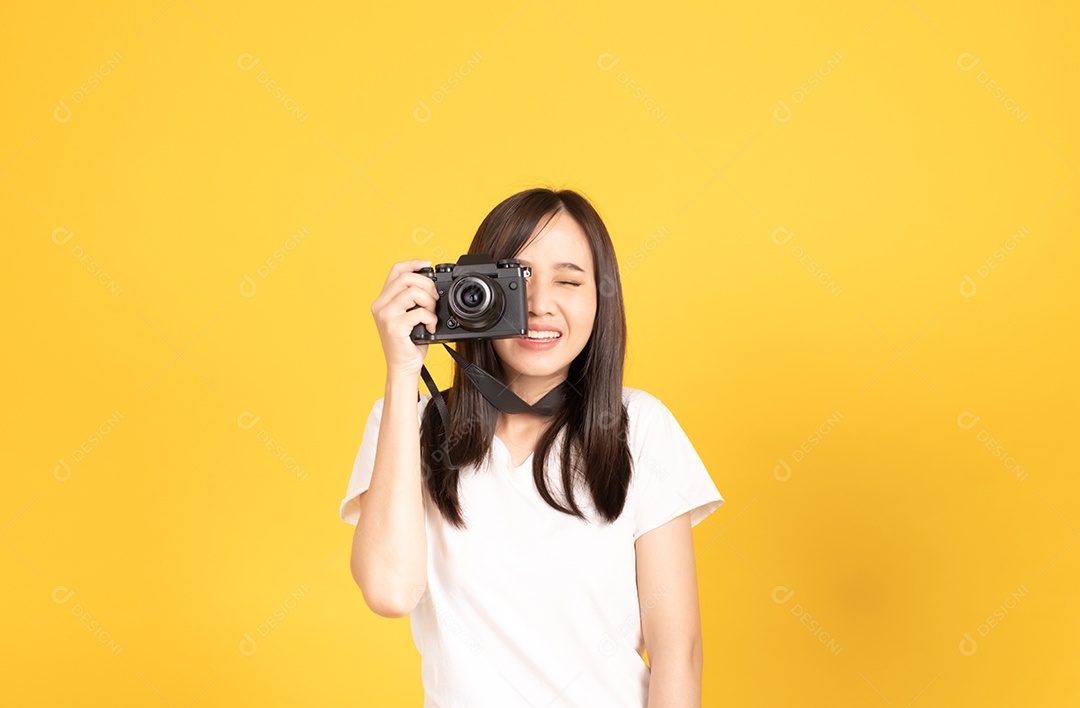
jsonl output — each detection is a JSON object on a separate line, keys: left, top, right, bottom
{"left": 410, "top": 253, "right": 530, "bottom": 343}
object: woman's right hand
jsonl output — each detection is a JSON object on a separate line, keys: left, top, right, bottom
{"left": 371, "top": 259, "right": 441, "bottom": 380}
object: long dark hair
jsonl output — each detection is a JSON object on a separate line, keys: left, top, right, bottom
{"left": 419, "top": 187, "right": 632, "bottom": 529}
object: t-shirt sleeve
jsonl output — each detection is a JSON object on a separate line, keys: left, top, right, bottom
{"left": 338, "top": 394, "right": 429, "bottom": 526}
{"left": 629, "top": 392, "right": 725, "bottom": 541}
{"left": 338, "top": 397, "right": 385, "bottom": 525}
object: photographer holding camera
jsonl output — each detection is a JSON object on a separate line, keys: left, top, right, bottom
{"left": 341, "top": 187, "right": 724, "bottom": 707}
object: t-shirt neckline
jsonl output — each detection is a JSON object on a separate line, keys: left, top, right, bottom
{"left": 492, "top": 435, "right": 533, "bottom": 471}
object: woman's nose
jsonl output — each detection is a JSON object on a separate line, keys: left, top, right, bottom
{"left": 527, "top": 277, "right": 554, "bottom": 316}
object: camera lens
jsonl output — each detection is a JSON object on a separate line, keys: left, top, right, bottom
{"left": 460, "top": 283, "right": 484, "bottom": 308}
{"left": 448, "top": 275, "right": 504, "bottom": 331}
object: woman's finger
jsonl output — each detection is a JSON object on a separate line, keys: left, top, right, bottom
{"left": 373, "top": 282, "right": 436, "bottom": 328}
{"left": 401, "top": 302, "right": 439, "bottom": 334}
{"left": 382, "top": 259, "right": 433, "bottom": 291}
{"left": 380, "top": 297, "right": 439, "bottom": 339}
{"left": 389, "top": 271, "right": 440, "bottom": 302}
{"left": 385, "top": 284, "right": 438, "bottom": 317}
{"left": 374, "top": 271, "right": 440, "bottom": 312}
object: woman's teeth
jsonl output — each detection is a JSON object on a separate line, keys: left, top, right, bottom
{"left": 525, "top": 330, "right": 561, "bottom": 340}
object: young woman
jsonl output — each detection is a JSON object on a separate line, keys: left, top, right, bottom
{"left": 340, "top": 187, "right": 724, "bottom": 706}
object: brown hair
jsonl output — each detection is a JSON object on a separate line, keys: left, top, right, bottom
{"left": 419, "top": 187, "right": 633, "bottom": 529}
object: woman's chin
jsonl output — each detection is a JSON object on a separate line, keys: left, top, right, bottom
{"left": 502, "top": 354, "right": 568, "bottom": 380}
{"left": 494, "top": 339, "right": 578, "bottom": 381}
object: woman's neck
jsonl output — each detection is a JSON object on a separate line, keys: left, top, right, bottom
{"left": 502, "top": 371, "right": 568, "bottom": 406}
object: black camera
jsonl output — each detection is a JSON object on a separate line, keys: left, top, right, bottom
{"left": 410, "top": 253, "right": 530, "bottom": 342}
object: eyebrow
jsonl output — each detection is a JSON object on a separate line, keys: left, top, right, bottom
{"left": 518, "top": 260, "right": 587, "bottom": 274}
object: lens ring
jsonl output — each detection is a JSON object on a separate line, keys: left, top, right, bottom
{"left": 452, "top": 277, "right": 491, "bottom": 314}
{"left": 448, "top": 275, "right": 505, "bottom": 331}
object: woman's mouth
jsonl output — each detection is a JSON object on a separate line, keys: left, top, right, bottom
{"left": 517, "top": 329, "right": 562, "bottom": 349}
{"left": 523, "top": 329, "right": 561, "bottom": 340}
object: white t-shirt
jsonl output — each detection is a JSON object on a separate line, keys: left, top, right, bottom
{"left": 339, "top": 386, "right": 724, "bottom": 707}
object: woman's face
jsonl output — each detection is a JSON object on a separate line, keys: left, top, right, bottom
{"left": 492, "top": 210, "right": 597, "bottom": 388}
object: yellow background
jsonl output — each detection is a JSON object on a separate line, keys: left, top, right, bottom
{"left": 4, "top": 1, "right": 1077, "bottom": 705}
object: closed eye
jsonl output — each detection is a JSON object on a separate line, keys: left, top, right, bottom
{"left": 558, "top": 281, "right": 582, "bottom": 286}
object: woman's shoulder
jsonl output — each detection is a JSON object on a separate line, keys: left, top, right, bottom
{"left": 620, "top": 386, "right": 670, "bottom": 420}
{"left": 619, "top": 386, "right": 705, "bottom": 459}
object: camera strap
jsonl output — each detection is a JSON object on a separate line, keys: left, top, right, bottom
{"left": 419, "top": 343, "right": 567, "bottom": 446}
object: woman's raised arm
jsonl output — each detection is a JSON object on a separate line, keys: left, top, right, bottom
{"left": 349, "top": 259, "right": 439, "bottom": 617}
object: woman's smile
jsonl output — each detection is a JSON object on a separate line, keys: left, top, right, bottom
{"left": 516, "top": 323, "right": 564, "bottom": 349}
